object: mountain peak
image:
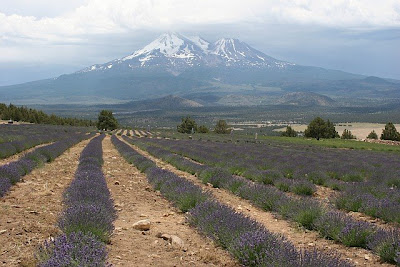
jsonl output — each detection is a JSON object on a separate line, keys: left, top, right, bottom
{"left": 211, "top": 37, "right": 286, "bottom": 67}
{"left": 186, "top": 35, "right": 210, "bottom": 52}
{"left": 79, "top": 32, "right": 293, "bottom": 73}
{"left": 122, "top": 32, "right": 188, "bottom": 60}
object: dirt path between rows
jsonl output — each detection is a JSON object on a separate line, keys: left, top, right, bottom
{"left": 102, "top": 136, "right": 237, "bottom": 267}
{"left": 0, "top": 138, "right": 93, "bottom": 266}
{"left": 0, "top": 142, "right": 54, "bottom": 166}
{"left": 121, "top": 138, "right": 390, "bottom": 267}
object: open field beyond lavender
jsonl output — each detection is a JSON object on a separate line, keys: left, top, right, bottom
{"left": 1, "top": 124, "right": 400, "bottom": 266}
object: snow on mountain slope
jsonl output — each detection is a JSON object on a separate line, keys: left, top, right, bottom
{"left": 211, "top": 38, "right": 290, "bottom": 67}
{"left": 78, "top": 33, "right": 293, "bottom": 73}
{"left": 186, "top": 36, "right": 210, "bottom": 52}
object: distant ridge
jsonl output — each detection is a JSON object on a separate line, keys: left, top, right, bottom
{"left": 278, "top": 92, "right": 335, "bottom": 106}
{"left": 121, "top": 95, "right": 203, "bottom": 110}
{"left": 0, "top": 32, "right": 399, "bottom": 105}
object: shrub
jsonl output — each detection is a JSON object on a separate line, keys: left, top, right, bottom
{"left": 368, "top": 229, "right": 400, "bottom": 264}
{"left": 230, "top": 230, "right": 299, "bottom": 266}
{"left": 0, "top": 177, "right": 12, "bottom": 197}
{"left": 177, "top": 116, "right": 197, "bottom": 134}
{"left": 306, "top": 171, "right": 328, "bottom": 185}
{"left": 214, "top": 120, "right": 230, "bottom": 134}
{"left": 315, "top": 211, "right": 375, "bottom": 248}
{"left": 146, "top": 167, "right": 208, "bottom": 212}
{"left": 381, "top": 122, "right": 400, "bottom": 141}
{"left": 257, "top": 169, "right": 283, "bottom": 185}
{"left": 59, "top": 204, "right": 115, "bottom": 243}
{"left": 37, "top": 232, "right": 109, "bottom": 267}
{"left": 198, "top": 125, "right": 209, "bottom": 133}
{"left": 341, "top": 129, "right": 356, "bottom": 139}
{"left": 367, "top": 130, "right": 378, "bottom": 139}
{"left": 97, "top": 110, "right": 118, "bottom": 131}
{"left": 281, "top": 126, "right": 298, "bottom": 137}
{"left": 279, "top": 199, "right": 323, "bottom": 230}
{"left": 291, "top": 180, "right": 316, "bottom": 196}
{"left": 304, "top": 117, "right": 338, "bottom": 140}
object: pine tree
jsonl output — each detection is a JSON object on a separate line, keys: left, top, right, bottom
{"left": 341, "top": 129, "right": 356, "bottom": 139}
{"left": 367, "top": 130, "right": 378, "bottom": 140}
{"left": 177, "top": 117, "right": 197, "bottom": 134}
{"left": 97, "top": 110, "right": 118, "bottom": 131}
{"left": 304, "top": 117, "right": 338, "bottom": 140}
{"left": 214, "top": 120, "right": 230, "bottom": 134}
{"left": 281, "top": 126, "right": 297, "bottom": 137}
{"left": 381, "top": 122, "right": 400, "bottom": 141}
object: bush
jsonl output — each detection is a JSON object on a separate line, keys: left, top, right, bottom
{"left": 341, "top": 129, "right": 356, "bottom": 139}
{"left": 177, "top": 116, "right": 197, "bottom": 134}
{"left": 214, "top": 120, "right": 230, "bottom": 134}
{"left": 37, "top": 232, "right": 108, "bottom": 267}
{"left": 304, "top": 117, "right": 338, "bottom": 140}
{"left": 367, "top": 130, "right": 378, "bottom": 139}
{"left": 314, "top": 211, "right": 375, "bottom": 248}
{"left": 381, "top": 122, "right": 400, "bottom": 141}
{"left": 281, "top": 126, "right": 297, "bottom": 137}
{"left": 368, "top": 229, "right": 400, "bottom": 264}
{"left": 97, "top": 110, "right": 118, "bottom": 131}
{"left": 198, "top": 125, "right": 209, "bottom": 133}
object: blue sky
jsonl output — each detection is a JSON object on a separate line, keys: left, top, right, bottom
{"left": 0, "top": 0, "right": 399, "bottom": 86}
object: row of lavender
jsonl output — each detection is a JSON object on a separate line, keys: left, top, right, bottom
{"left": 0, "top": 124, "right": 90, "bottom": 159}
{"left": 112, "top": 135, "right": 353, "bottom": 266}
{"left": 125, "top": 136, "right": 400, "bottom": 265}
{"left": 0, "top": 132, "right": 95, "bottom": 197}
{"left": 139, "top": 137, "right": 400, "bottom": 224}
{"left": 37, "top": 134, "right": 116, "bottom": 266}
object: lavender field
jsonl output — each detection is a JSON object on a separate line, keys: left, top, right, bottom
{"left": 1, "top": 124, "right": 400, "bottom": 266}
{"left": 123, "top": 134, "right": 400, "bottom": 265}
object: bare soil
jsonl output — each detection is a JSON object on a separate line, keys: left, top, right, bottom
{"left": 0, "top": 138, "right": 92, "bottom": 266}
{"left": 102, "top": 136, "right": 237, "bottom": 267}
{"left": 122, "top": 138, "right": 391, "bottom": 267}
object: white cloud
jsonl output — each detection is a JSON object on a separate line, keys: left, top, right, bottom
{"left": 1, "top": 0, "right": 399, "bottom": 45}
{"left": 0, "top": 0, "right": 399, "bottom": 81}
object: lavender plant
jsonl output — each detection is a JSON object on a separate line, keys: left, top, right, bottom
{"left": 115, "top": 136, "right": 353, "bottom": 267}
{"left": 0, "top": 133, "right": 92, "bottom": 197}
{"left": 133, "top": 136, "right": 400, "bottom": 225}
{"left": 127, "top": 136, "right": 400, "bottom": 264}
{"left": 37, "top": 232, "right": 109, "bottom": 267}
{"left": 368, "top": 229, "right": 400, "bottom": 264}
{"left": 38, "top": 134, "right": 115, "bottom": 266}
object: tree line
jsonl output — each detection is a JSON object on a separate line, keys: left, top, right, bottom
{"left": 282, "top": 117, "right": 400, "bottom": 141}
{"left": 0, "top": 103, "right": 95, "bottom": 127}
{"left": 177, "top": 117, "right": 230, "bottom": 134}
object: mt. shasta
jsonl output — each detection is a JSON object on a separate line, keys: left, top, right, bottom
{"left": 79, "top": 33, "right": 292, "bottom": 74}
{"left": 0, "top": 32, "right": 398, "bottom": 105}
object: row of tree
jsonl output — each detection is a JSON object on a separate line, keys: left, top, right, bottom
{"left": 177, "top": 117, "right": 230, "bottom": 134}
{"left": 282, "top": 117, "right": 400, "bottom": 141}
{"left": 0, "top": 103, "right": 95, "bottom": 127}
{"left": 177, "top": 116, "right": 400, "bottom": 141}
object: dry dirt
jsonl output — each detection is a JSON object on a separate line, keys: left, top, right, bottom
{"left": 0, "top": 138, "right": 93, "bottom": 266}
{"left": 102, "top": 136, "right": 237, "bottom": 267}
{"left": 121, "top": 138, "right": 391, "bottom": 267}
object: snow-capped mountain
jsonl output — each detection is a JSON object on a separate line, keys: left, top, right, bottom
{"left": 211, "top": 38, "right": 288, "bottom": 67}
{"left": 79, "top": 33, "right": 293, "bottom": 73}
{"left": 2, "top": 31, "right": 389, "bottom": 105}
